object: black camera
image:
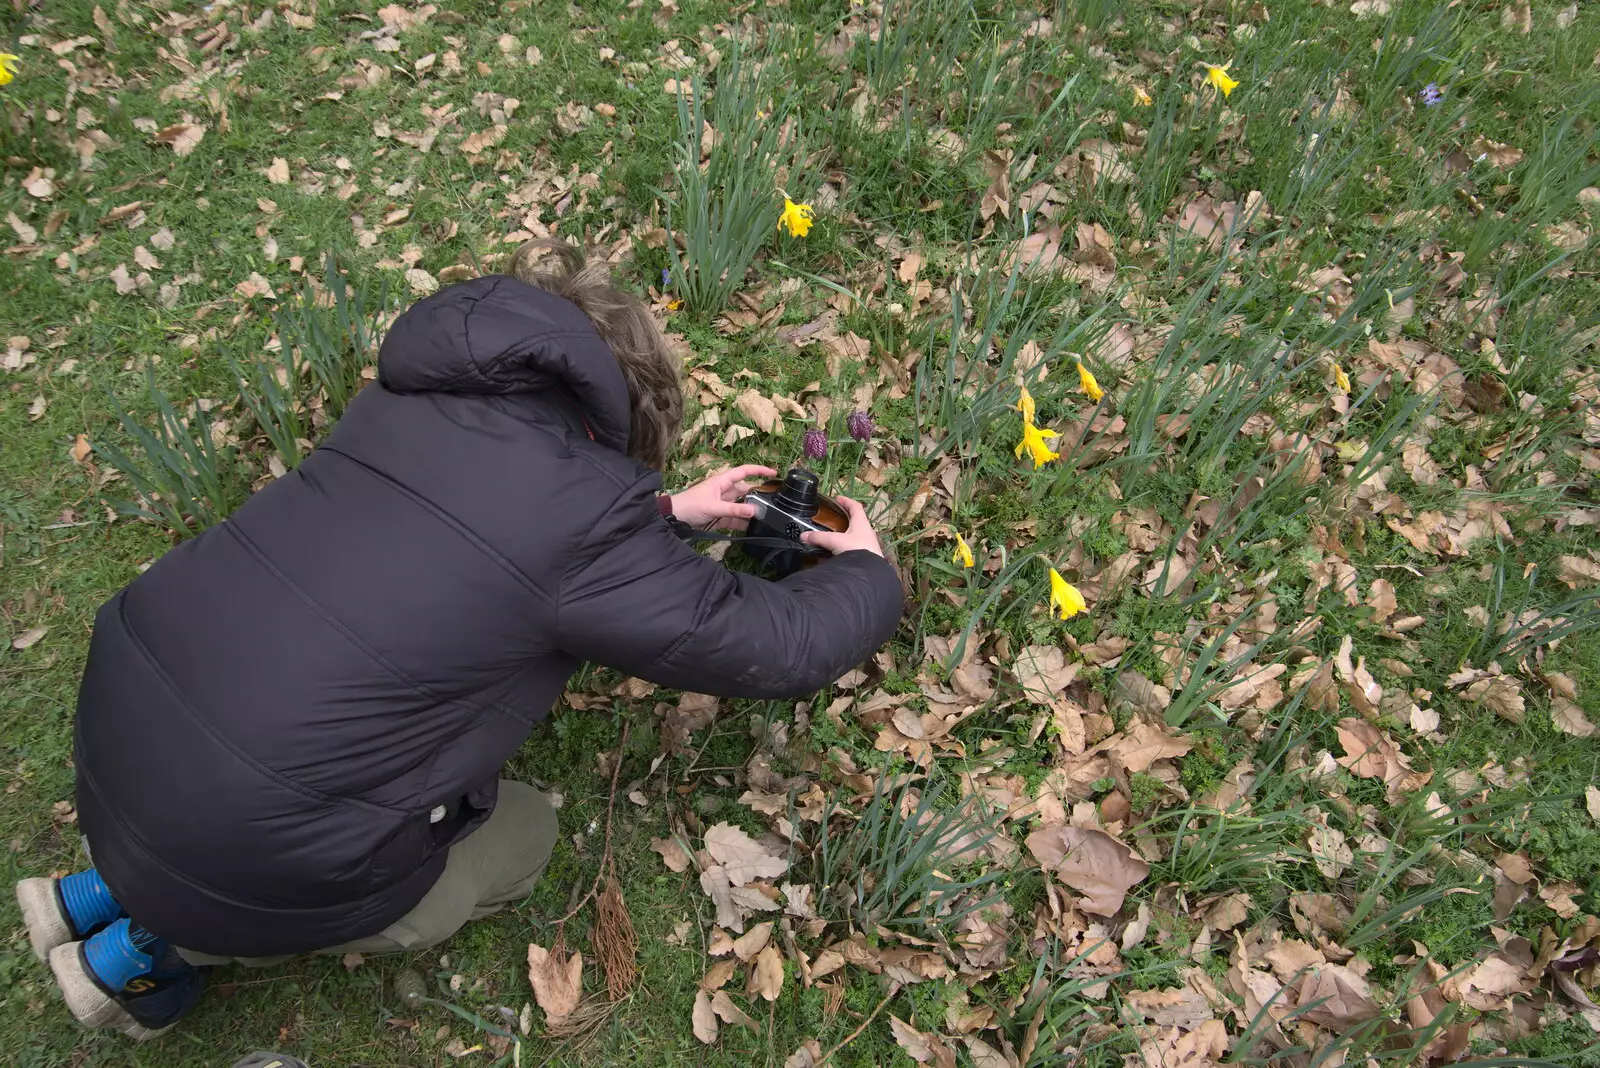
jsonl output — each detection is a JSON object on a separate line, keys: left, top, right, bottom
{"left": 741, "top": 467, "right": 848, "bottom": 577}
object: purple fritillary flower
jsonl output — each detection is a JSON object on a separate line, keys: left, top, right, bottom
{"left": 802, "top": 427, "right": 828, "bottom": 460}
{"left": 846, "top": 410, "right": 875, "bottom": 442}
{"left": 1421, "top": 83, "right": 1442, "bottom": 107}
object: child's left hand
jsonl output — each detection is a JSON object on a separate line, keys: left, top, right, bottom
{"left": 667, "top": 465, "right": 777, "bottom": 530}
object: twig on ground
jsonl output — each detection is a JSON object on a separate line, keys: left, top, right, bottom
{"left": 819, "top": 992, "right": 894, "bottom": 1065}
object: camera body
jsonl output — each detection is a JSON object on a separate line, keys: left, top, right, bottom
{"left": 741, "top": 467, "right": 848, "bottom": 577}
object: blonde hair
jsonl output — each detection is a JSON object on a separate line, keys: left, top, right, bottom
{"left": 508, "top": 240, "right": 683, "bottom": 470}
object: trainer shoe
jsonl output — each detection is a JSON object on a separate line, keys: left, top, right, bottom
{"left": 49, "top": 917, "right": 207, "bottom": 1041}
{"left": 16, "top": 867, "right": 126, "bottom": 962}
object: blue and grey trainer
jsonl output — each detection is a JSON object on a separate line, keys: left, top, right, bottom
{"left": 49, "top": 917, "right": 207, "bottom": 1041}
{"left": 16, "top": 867, "right": 126, "bottom": 962}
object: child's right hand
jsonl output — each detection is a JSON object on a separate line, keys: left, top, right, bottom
{"left": 801, "top": 495, "right": 884, "bottom": 558}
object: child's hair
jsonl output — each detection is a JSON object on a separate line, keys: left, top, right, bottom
{"left": 508, "top": 239, "right": 683, "bottom": 470}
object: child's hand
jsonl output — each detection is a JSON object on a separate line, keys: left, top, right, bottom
{"left": 802, "top": 496, "right": 885, "bottom": 558}
{"left": 667, "top": 465, "right": 778, "bottom": 530}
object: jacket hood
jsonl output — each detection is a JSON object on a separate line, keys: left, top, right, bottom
{"left": 377, "top": 275, "right": 631, "bottom": 454}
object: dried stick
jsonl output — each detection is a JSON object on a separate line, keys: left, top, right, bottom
{"left": 820, "top": 992, "right": 894, "bottom": 1065}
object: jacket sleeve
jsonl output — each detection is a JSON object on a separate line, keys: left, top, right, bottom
{"left": 555, "top": 473, "right": 904, "bottom": 698}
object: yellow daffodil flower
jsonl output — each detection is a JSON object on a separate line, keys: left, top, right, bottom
{"left": 952, "top": 533, "right": 974, "bottom": 569}
{"left": 1016, "top": 386, "right": 1036, "bottom": 426}
{"left": 1076, "top": 361, "right": 1105, "bottom": 403}
{"left": 1015, "top": 421, "right": 1060, "bottom": 466}
{"left": 778, "top": 197, "right": 814, "bottom": 238}
{"left": 1333, "top": 362, "right": 1351, "bottom": 393}
{"left": 1202, "top": 62, "right": 1239, "bottom": 99}
{"left": 1048, "top": 568, "right": 1087, "bottom": 620}
{"left": 1133, "top": 84, "right": 1152, "bottom": 107}
{"left": 0, "top": 54, "right": 18, "bottom": 87}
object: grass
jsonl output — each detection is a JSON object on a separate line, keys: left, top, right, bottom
{"left": 3, "top": 0, "right": 1600, "bottom": 1065}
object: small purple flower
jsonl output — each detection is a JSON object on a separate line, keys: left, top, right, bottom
{"left": 1421, "top": 83, "right": 1442, "bottom": 107}
{"left": 661, "top": 267, "right": 672, "bottom": 289}
{"left": 802, "top": 427, "right": 828, "bottom": 460}
{"left": 846, "top": 410, "right": 875, "bottom": 442}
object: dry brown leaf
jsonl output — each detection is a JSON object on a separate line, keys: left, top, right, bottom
{"left": 1552, "top": 697, "right": 1597, "bottom": 738}
{"left": 1114, "top": 671, "right": 1171, "bottom": 716}
{"left": 1263, "top": 938, "right": 1326, "bottom": 981}
{"left": 650, "top": 836, "right": 691, "bottom": 872}
{"left": 731, "top": 922, "right": 774, "bottom": 962}
{"left": 1464, "top": 676, "right": 1525, "bottom": 723}
{"left": 1295, "top": 964, "right": 1380, "bottom": 1027}
{"left": 692, "top": 988, "right": 719, "bottom": 1043}
{"left": 527, "top": 942, "right": 582, "bottom": 1027}
{"left": 11, "top": 626, "right": 48, "bottom": 651}
{"left": 1588, "top": 785, "right": 1600, "bottom": 824}
{"left": 1124, "top": 986, "right": 1213, "bottom": 1030}
{"left": 264, "top": 157, "right": 291, "bottom": 184}
{"left": 1458, "top": 954, "right": 1532, "bottom": 1010}
{"left": 705, "top": 822, "right": 788, "bottom": 885}
{"left": 1025, "top": 823, "right": 1149, "bottom": 916}
{"left": 153, "top": 121, "right": 206, "bottom": 157}
{"left": 711, "top": 990, "right": 760, "bottom": 1031}
{"left": 890, "top": 1015, "right": 936, "bottom": 1062}
{"left": 1555, "top": 555, "right": 1600, "bottom": 589}
{"left": 1111, "top": 718, "right": 1194, "bottom": 774}
{"left": 1308, "top": 823, "right": 1353, "bottom": 879}
{"left": 1014, "top": 645, "right": 1078, "bottom": 702}
{"left": 785, "top": 1040, "right": 825, "bottom": 1068}
{"left": 1494, "top": 852, "right": 1535, "bottom": 885}
{"left": 699, "top": 866, "right": 740, "bottom": 931}
{"left": 734, "top": 390, "right": 783, "bottom": 434}
{"left": 1366, "top": 579, "right": 1398, "bottom": 624}
{"left": 751, "top": 944, "right": 784, "bottom": 1001}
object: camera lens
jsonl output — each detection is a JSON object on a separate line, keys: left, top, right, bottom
{"left": 775, "top": 467, "right": 821, "bottom": 518}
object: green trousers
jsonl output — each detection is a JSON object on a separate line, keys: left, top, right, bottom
{"left": 179, "top": 780, "right": 557, "bottom": 967}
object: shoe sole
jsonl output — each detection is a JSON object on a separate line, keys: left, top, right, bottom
{"left": 16, "top": 878, "right": 73, "bottom": 963}
{"left": 47, "top": 942, "right": 171, "bottom": 1042}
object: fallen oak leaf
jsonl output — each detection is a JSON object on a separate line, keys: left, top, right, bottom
{"left": 734, "top": 389, "right": 783, "bottom": 434}
{"left": 526, "top": 942, "right": 582, "bottom": 1027}
{"left": 704, "top": 822, "right": 789, "bottom": 885}
{"left": 1025, "top": 823, "right": 1149, "bottom": 917}
{"left": 153, "top": 121, "right": 206, "bottom": 157}
{"left": 890, "top": 1015, "right": 938, "bottom": 1063}
{"left": 730, "top": 922, "right": 774, "bottom": 962}
{"left": 692, "top": 988, "right": 718, "bottom": 1044}
{"left": 650, "top": 835, "right": 691, "bottom": 872}
{"left": 1551, "top": 697, "right": 1596, "bottom": 738}
{"left": 750, "top": 943, "right": 784, "bottom": 1001}
{"left": 1014, "top": 645, "right": 1078, "bottom": 702}
{"left": 1295, "top": 964, "right": 1381, "bottom": 1027}
{"left": 710, "top": 990, "right": 760, "bottom": 1031}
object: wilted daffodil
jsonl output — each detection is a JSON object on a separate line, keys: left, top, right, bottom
{"left": 1076, "top": 361, "right": 1105, "bottom": 403}
{"left": 0, "top": 54, "right": 18, "bottom": 87}
{"left": 778, "top": 196, "right": 814, "bottom": 238}
{"left": 1202, "top": 61, "right": 1240, "bottom": 99}
{"left": 952, "top": 533, "right": 975, "bottom": 569}
{"left": 1133, "top": 84, "right": 1153, "bottom": 107}
{"left": 1015, "top": 421, "right": 1060, "bottom": 466}
{"left": 1332, "top": 362, "right": 1351, "bottom": 393}
{"left": 1016, "top": 386, "right": 1037, "bottom": 426}
{"left": 1048, "top": 568, "right": 1087, "bottom": 620}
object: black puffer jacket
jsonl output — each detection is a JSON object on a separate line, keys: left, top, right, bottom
{"left": 73, "top": 276, "right": 903, "bottom": 956}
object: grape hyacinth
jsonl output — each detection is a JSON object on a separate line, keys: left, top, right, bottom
{"left": 1421, "top": 83, "right": 1442, "bottom": 107}
{"left": 846, "top": 410, "right": 875, "bottom": 442}
{"left": 660, "top": 267, "right": 672, "bottom": 288}
{"left": 802, "top": 427, "right": 828, "bottom": 460}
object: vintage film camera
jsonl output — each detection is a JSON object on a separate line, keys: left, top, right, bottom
{"left": 740, "top": 467, "right": 848, "bottom": 578}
